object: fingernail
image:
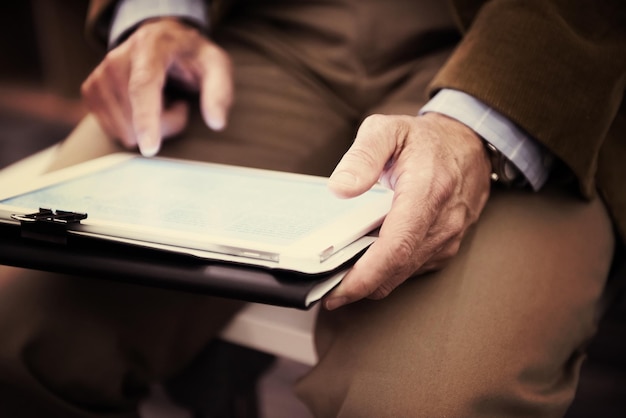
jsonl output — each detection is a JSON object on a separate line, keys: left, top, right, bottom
{"left": 329, "top": 171, "right": 357, "bottom": 188}
{"left": 207, "top": 115, "right": 226, "bottom": 131}
{"left": 138, "top": 134, "right": 160, "bottom": 157}
{"left": 324, "top": 296, "right": 348, "bottom": 311}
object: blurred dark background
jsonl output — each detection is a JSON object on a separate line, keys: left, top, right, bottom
{"left": 0, "top": 0, "right": 98, "bottom": 169}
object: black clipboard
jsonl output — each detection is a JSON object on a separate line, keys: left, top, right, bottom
{"left": 0, "top": 211, "right": 356, "bottom": 309}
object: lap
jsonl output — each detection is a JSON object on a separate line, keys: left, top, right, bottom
{"left": 297, "top": 186, "right": 615, "bottom": 417}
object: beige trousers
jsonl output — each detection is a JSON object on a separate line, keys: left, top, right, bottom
{"left": 0, "top": 1, "right": 616, "bottom": 416}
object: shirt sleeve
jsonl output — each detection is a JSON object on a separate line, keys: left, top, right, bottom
{"left": 419, "top": 89, "right": 553, "bottom": 191}
{"left": 109, "top": 0, "right": 209, "bottom": 48}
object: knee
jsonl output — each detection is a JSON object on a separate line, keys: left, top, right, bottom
{"left": 295, "top": 296, "right": 584, "bottom": 418}
{"left": 296, "top": 349, "right": 581, "bottom": 418}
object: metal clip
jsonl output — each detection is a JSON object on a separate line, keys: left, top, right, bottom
{"left": 11, "top": 208, "right": 87, "bottom": 245}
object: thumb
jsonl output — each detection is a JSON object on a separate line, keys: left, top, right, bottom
{"left": 328, "top": 115, "right": 396, "bottom": 198}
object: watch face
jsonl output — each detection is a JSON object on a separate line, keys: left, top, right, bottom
{"left": 483, "top": 141, "right": 523, "bottom": 185}
{"left": 503, "top": 161, "right": 520, "bottom": 181}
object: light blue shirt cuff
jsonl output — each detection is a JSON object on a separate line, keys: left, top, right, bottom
{"left": 419, "top": 89, "right": 552, "bottom": 191}
{"left": 109, "top": 0, "right": 209, "bottom": 48}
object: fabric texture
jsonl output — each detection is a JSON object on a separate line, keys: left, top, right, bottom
{"left": 433, "top": 0, "right": 626, "bottom": 242}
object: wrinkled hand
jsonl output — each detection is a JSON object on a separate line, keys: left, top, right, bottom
{"left": 81, "top": 18, "right": 234, "bottom": 156}
{"left": 324, "top": 112, "right": 492, "bottom": 310}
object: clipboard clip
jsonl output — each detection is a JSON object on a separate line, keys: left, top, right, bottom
{"left": 11, "top": 208, "right": 88, "bottom": 245}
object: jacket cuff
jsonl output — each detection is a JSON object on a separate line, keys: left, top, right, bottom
{"left": 420, "top": 89, "right": 553, "bottom": 191}
{"left": 109, "top": 0, "right": 209, "bottom": 48}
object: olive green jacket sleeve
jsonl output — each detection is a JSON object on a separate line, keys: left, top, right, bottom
{"left": 434, "top": 0, "right": 626, "bottom": 242}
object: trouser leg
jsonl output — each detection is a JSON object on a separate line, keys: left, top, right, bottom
{"left": 295, "top": 187, "right": 615, "bottom": 417}
{"left": 0, "top": 266, "right": 243, "bottom": 418}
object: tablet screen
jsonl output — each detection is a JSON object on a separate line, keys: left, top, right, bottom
{"left": 1, "top": 156, "right": 392, "bottom": 265}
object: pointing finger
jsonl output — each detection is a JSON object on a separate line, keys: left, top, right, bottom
{"left": 128, "top": 48, "right": 170, "bottom": 156}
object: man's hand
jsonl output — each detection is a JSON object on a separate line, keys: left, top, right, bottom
{"left": 324, "top": 112, "right": 492, "bottom": 310}
{"left": 81, "top": 18, "right": 234, "bottom": 156}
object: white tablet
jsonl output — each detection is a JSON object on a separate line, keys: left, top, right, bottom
{"left": 0, "top": 153, "right": 393, "bottom": 274}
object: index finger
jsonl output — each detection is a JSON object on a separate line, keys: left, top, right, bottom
{"left": 128, "top": 48, "right": 170, "bottom": 156}
{"left": 198, "top": 46, "right": 234, "bottom": 131}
